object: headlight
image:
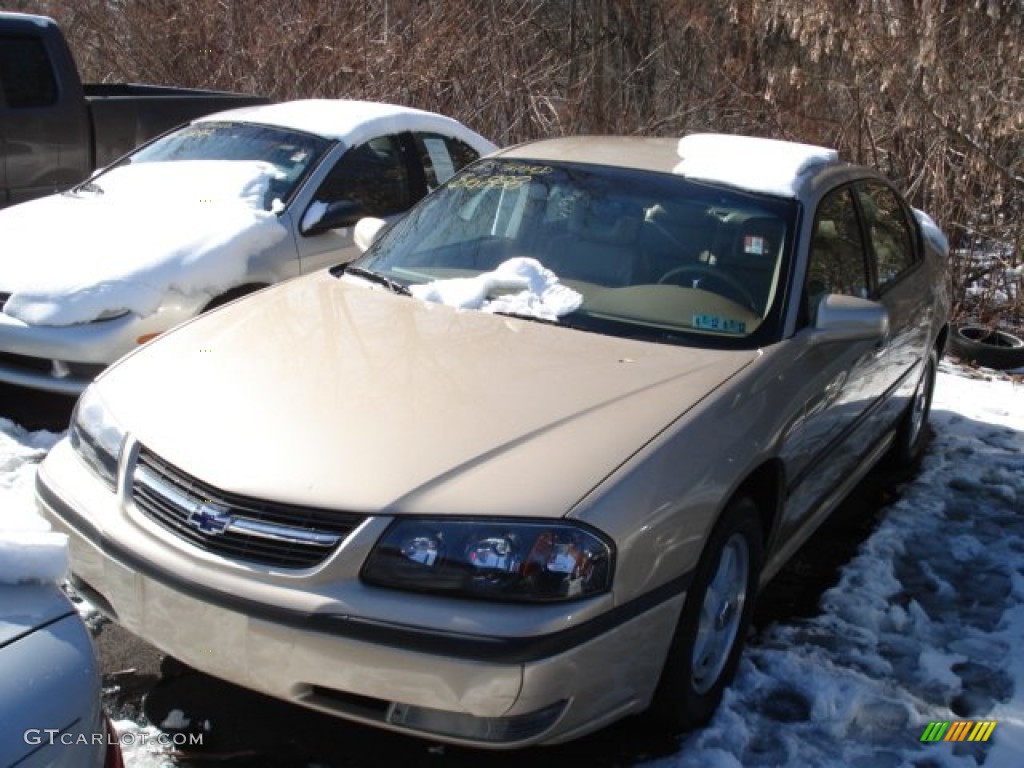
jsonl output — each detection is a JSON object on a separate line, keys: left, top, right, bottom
{"left": 362, "top": 519, "right": 613, "bottom": 602}
{"left": 69, "top": 386, "right": 126, "bottom": 490}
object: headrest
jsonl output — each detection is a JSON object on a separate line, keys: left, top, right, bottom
{"left": 568, "top": 198, "right": 642, "bottom": 245}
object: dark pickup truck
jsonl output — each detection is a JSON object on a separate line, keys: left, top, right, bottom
{"left": 0, "top": 12, "right": 268, "bottom": 206}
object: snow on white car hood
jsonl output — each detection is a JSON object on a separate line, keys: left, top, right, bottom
{"left": 95, "top": 271, "right": 758, "bottom": 517}
{"left": 0, "top": 160, "right": 288, "bottom": 326}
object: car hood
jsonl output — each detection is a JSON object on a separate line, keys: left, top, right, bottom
{"left": 0, "top": 161, "right": 287, "bottom": 327}
{"left": 0, "top": 584, "right": 74, "bottom": 648}
{"left": 98, "top": 272, "right": 758, "bottom": 516}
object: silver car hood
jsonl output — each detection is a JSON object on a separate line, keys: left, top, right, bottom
{"left": 99, "top": 272, "right": 757, "bottom": 516}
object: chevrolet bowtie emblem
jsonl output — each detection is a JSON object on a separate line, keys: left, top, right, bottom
{"left": 185, "top": 499, "right": 232, "bottom": 535}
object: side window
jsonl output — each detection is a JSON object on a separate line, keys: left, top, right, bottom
{"left": 856, "top": 182, "right": 918, "bottom": 290}
{"left": 804, "top": 187, "right": 869, "bottom": 325}
{"left": 0, "top": 36, "right": 58, "bottom": 108}
{"left": 312, "top": 135, "right": 410, "bottom": 217}
{"left": 413, "top": 133, "right": 481, "bottom": 188}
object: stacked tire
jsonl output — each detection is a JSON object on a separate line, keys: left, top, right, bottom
{"left": 949, "top": 324, "right": 1024, "bottom": 370}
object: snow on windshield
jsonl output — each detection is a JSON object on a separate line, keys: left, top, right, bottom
{"left": 409, "top": 257, "right": 583, "bottom": 320}
{"left": 674, "top": 133, "right": 838, "bottom": 198}
{"left": 0, "top": 161, "right": 288, "bottom": 326}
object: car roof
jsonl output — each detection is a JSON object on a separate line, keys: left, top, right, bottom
{"left": 195, "top": 99, "right": 498, "bottom": 155}
{"left": 0, "top": 11, "right": 58, "bottom": 29}
{"left": 494, "top": 134, "right": 846, "bottom": 199}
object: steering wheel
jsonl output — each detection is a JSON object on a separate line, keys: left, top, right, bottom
{"left": 657, "top": 265, "right": 758, "bottom": 312}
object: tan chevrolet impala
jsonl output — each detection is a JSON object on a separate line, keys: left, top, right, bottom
{"left": 37, "top": 134, "right": 950, "bottom": 748}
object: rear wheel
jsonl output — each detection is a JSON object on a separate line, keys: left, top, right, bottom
{"left": 650, "top": 496, "right": 763, "bottom": 730}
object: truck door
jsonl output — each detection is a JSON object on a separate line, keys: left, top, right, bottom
{"left": 0, "top": 31, "right": 89, "bottom": 205}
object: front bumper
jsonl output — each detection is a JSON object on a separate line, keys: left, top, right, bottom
{"left": 37, "top": 440, "right": 684, "bottom": 748}
{"left": 0, "top": 300, "right": 199, "bottom": 395}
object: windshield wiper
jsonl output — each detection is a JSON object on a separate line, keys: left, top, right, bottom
{"left": 341, "top": 264, "right": 411, "bottom": 296}
{"left": 492, "top": 310, "right": 569, "bottom": 327}
{"left": 77, "top": 181, "right": 104, "bottom": 195}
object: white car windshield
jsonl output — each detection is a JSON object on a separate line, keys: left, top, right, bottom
{"left": 87, "top": 121, "right": 331, "bottom": 211}
{"left": 358, "top": 158, "right": 799, "bottom": 347}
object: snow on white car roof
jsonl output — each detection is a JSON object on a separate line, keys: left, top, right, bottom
{"left": 196, "top": 99, "right": 497, "bottom": 153}
{"left": 496, "top": 134, "right": 841, "bottom": 198}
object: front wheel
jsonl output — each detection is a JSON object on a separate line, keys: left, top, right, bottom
{"left": 889, "top": 347, "right": 937, "bottom": 470}
{"left": 650, "top": 496, "right": 763, "bottom": 730}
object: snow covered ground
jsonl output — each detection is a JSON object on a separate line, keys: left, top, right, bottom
{"left": 0, "top": 360, "right": 1021, "bottom": 767}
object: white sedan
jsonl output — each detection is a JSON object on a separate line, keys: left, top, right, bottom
{"left": 0, "top": 99, "right": 496, "bottom": 394}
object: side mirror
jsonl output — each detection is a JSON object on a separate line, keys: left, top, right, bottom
{"left": 809, "top": 294, "right": 889, "bottom": 344}
{"left": 302, "top": 200, "right": 367, "bottom": 235}
{"left": 354, "top": 217, "right": 388, "bottom": 253}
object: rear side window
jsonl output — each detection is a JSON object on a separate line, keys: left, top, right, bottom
{"left": 0, "top": 35, "right": 57, "bottom": 108}
{"left": 856, "top": 182, "right": 919, "bottom": 290}
{"left": 413, "top": 133, "right": 481, "bottom": 188}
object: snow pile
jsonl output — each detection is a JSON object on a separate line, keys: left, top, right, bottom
{"left": 668, "top": 362, "right": 1024, "bottom": 767}
{"left": 410, "top": 257, "right": 582, "bottom": 320}
{"left": 0, "top": 531, "right": 67, "bottom": 585}
{"left": 0, "top": 160, "right": 288, "bottom": 326}
{"left": 674, "top": 134, "right": 838, "bottom": 198}
{"left": 0, "top": 419, "right": 65, "bottom": 584}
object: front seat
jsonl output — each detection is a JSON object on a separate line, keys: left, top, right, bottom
{"left": 543, "top": 197, "right": 645, "bottom": 287}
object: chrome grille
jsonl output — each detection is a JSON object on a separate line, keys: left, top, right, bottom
{"left": 132, "top": 447, "right": 364, "bottom": 569}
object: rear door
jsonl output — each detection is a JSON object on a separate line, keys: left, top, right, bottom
{"left": 854, "top": 181, "right": 932, "bottom": 427}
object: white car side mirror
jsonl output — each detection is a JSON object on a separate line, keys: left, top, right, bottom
{"left": 354, "top": 217, "right": 388, "bottom": 253}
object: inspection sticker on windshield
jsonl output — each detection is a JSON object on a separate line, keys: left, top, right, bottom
{"left": 744, "top": 235, "right": 767, "bottom": 256}
{"left": 693, "top": 314, "right": 746, "bottom": 334}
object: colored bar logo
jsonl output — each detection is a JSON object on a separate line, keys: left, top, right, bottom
{"left": 921, "top": 721, "right": 997, "bottom": 742}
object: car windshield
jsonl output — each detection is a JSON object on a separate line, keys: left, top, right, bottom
{"left": 358, "top": 158, "right": 799, "bottom": 347}
{"left": 89, "top": 121, "right": 331, "bottom": 211}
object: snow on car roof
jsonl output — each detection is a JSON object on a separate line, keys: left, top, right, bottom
{"left": 498, "top": 134, "right": 840, "bottom": 198}
{"left": 674, "top": 133, "right": 839, "bottom": 198}
{"left": 196, "top": 99, "right": 497, "bottom": 153}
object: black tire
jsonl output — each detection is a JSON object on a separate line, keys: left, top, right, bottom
{"left": 650, "top": 496, "right": 763, "bottom": 730}
{"left": 889, "top": 347, "right": 937, "bottom": 470}
{"left": 949, "top": 324, "right": 1024, "bottom": 370}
